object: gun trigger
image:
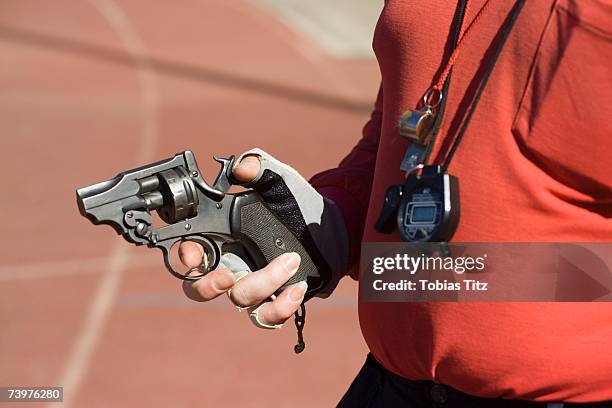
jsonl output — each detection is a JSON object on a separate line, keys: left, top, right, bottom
{"left": 212, "top": 155, "right": 236, "bottom": 193}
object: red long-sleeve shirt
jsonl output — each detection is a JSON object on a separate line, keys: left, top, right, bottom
{"left": 311, "top": 0, "right": 612, "bottom": 402}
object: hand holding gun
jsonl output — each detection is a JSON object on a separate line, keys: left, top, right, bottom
{"left": 76, "top": 149, "right": 348, "bottom": 351}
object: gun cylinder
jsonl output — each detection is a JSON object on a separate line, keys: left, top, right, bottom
{"left": 157, "top": 167, "right": 198, "bottom": 223}
{"left": 122, "top": 167, "right": 198, "bottom": 223}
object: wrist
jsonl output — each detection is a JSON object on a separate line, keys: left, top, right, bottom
{"left": 313, "top": 186, "right": 360, "bottom": 297}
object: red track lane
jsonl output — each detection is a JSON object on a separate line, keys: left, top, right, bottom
{"left": 0, "top": 1, "right": 379, "bottom": 406}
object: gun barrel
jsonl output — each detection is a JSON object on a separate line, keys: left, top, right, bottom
{"left": 76, "top": 176, "right": 121, "bottom": 214}
{"left": 75, "top": 151, "right": 216, "bottom": 235}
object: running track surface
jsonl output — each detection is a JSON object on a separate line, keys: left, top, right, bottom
{"left": 0, "top": 1, "right": 380, "bottom": 407}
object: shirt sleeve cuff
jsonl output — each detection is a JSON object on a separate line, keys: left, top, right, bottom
{"left": 316, "top": 186, "right": 365, "bottom": 279}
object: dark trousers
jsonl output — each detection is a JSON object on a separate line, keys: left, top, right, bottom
{"left": 337, "top": 354, "right": 612, "bottom": 408}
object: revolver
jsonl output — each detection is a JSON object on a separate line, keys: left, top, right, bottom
{"left": 76, "top": 151, "right": 320, "bottom": 297}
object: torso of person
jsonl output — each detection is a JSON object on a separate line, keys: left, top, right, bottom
{"left": 359, "top": 0, "right": 612, "bottom": 402}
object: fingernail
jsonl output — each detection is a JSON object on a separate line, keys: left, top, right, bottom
{"left": 284, "top": 252, "right": 301, "bottom": 273}
{"left": 290, "top": 281, "right": 308, "bottom": 302}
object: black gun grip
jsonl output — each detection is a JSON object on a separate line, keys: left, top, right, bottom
{"left": 230, "top": 191, "right": 317, "bottom": 293}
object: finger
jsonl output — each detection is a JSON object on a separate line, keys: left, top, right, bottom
{"left": 253, "top": 281, "right": 308, "bottom": 326}
{"left": 229, "top": 252, "right": 300, "bottom": 307}
{"left": 182, "top": 268, "right": 235, "bottom": 302}
{"left": 233, "top": 155, "right": 261, "bottom": 183}
{"left": 179, "top": 241, "right": 206, "bottom": 268}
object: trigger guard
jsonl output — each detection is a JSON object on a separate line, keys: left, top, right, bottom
{"left": 158, "top": 236, "right": 221, "bottom": 281}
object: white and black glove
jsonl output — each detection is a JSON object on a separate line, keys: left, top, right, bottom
{"left": 180, "top": 149, "right": 348, "bottom": 336}
{"left": 230, "top": 148, "right": 349, "bottom": 298}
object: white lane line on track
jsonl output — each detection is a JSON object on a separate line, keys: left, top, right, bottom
{"left": 53, "top": 0, "right": 160, "bottom": 406}
{"left": 0, "top": 254, "right": 158, "bottom": 282}
{"left": 116, "top": 292, "right": 357, "bottom": 309}
{"left": 53, "top": 240, "right": 127, "bottom": 406}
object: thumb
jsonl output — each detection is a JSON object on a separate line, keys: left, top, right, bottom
{"left": 233, "top": 155, "right": 261, "bottom": 183}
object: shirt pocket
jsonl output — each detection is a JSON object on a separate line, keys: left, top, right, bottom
{"left": 512, "top": 0, "right": 612, "bottom": 196}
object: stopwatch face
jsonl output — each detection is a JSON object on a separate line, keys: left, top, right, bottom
{"left": 401, "top": 187, "right": 444, "bottom": 241}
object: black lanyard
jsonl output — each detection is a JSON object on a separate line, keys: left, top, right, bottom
{"left": 423, "top": 0, "right": 526, "bottom": 169}
{"left": 376, "top": 0, "right": 526, "bottom": 242}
